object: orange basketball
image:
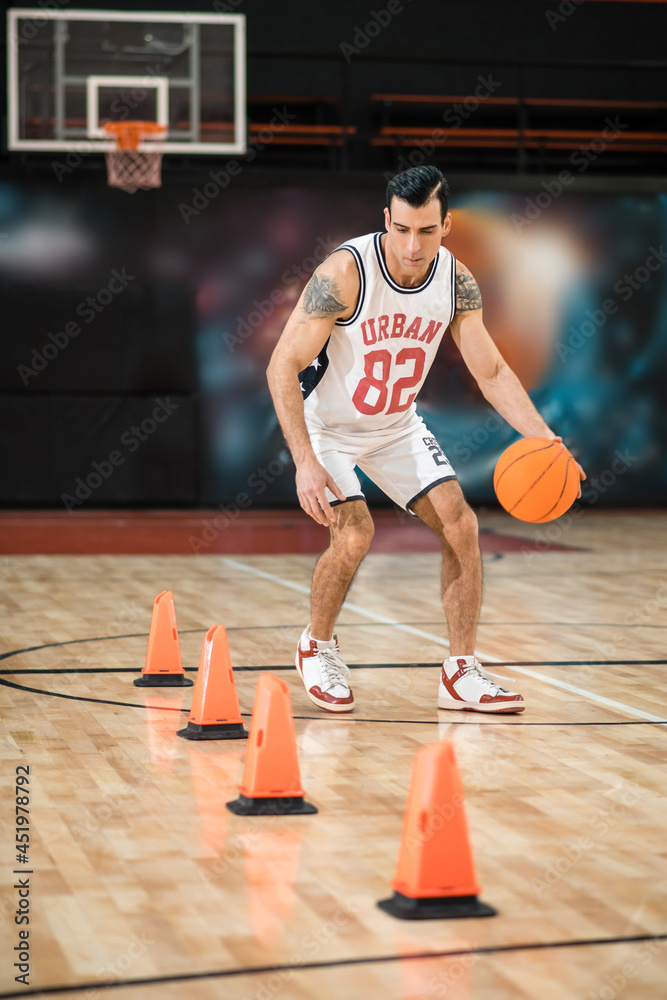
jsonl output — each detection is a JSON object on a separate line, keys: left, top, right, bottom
{"left": 493, "top": 437, "right": 580, "bottom": 523}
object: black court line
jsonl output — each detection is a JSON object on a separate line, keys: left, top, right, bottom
{"left": 488, "top": 569, "right": 663, "bottom": 576}
{"left": 2, "top": 637, "right": 666, "bottom": 726}
{"left": 3, "top": 659, "right": 667, "bottom": 674}
{"left": 476, "top": 622, "right": 667, "bottom": 629}
{"left": 226, "top": 621, "right": 667, "bottom": 630}
{"left": 3, "top": 657, "right": 667, "bottom": 673}
{"left": 0, "top": 629, "right": 208, "bottom": 663}
{"left": 291, "top": 715, "right": 667, "bottom": 727}
{"left": 0, "top": 932, "right": 665, "bottom": 999}
{"left": 0, "top": 676, "right": 191, "bottom": 713}
{"left": 2, "top": 638, "right": 667, "bottom": 671}
{"left": 1, "top": 667, "right": 195, "bottom": 674}
{"left": 2, "top": 676, "right": 666, "bottom": 728}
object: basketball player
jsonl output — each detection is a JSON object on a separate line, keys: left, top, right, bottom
{"left": 267, "top": 165, "right": 584, "bottom": 715}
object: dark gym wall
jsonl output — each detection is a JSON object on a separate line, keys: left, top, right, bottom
{"left": 1, "top": 1, "right": 665, "bottom": 509}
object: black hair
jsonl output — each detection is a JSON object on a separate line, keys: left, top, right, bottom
{"left": 386, "top": 165, "right": 450, "bottom": 222}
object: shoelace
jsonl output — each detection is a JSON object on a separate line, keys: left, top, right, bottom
{"left": 463, "top": 660, "right": 510, "bottom": 695}
{"left": 317, "top": 646, "right": 351, "bottom": 690}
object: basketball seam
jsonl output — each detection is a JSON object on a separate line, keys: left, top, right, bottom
{"left": 533, "top": 457, "right": 576, "bottom": 522}
{"left": 494, "top": 440, "right": 557, "bottom": 490}
{"left": 507, "top": 447, "right": 566, "bottom": 514}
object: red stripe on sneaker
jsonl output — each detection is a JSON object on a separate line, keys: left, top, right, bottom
{"left": 309, "top": 685, "right": 354, "bottom": 706}
{"left": 440, "top": 666, "right": 467, "bottom": 701}
{"left": 480, "top": 693, "right": 524, "bottom": 704}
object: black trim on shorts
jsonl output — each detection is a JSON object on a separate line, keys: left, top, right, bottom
{"left": 406, "top": 474, "right": 458, "bottom": 510}
{"left": 330, "top": 494, "right": 366, "bottom": 507}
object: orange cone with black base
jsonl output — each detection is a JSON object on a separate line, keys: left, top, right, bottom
{"left": 177, "top": 625, "right": 247, "bottom": 740}
{"left": 226, "top": 673, "right": 317, "bottom": 816}
{"left": 378, "top": 741, "right": 496, "bottom": 920}
{"left": 134, "top": 590, "right": 193, "bottom": 687}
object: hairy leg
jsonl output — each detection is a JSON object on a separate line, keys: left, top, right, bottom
{"left": 411, "top": 481, "right": 481, "bottom": 654}
{"left": 310, "top": 500, "right": 374, "bottom": 639}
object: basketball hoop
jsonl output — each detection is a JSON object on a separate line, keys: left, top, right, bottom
{"left": 102, "top": 121, "right": 166, "bottom": 194}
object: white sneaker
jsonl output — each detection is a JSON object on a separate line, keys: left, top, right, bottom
{"left": 295, "top": 626, "right": 355, "bottom": 713}
{"left": 438, "top": 656, "right": 525, "bottom": 713}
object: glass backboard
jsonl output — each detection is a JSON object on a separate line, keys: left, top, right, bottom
{"left": 7, "top": 8, "right": 246, "bottom": 154}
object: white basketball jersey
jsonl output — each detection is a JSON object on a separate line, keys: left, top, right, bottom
{"left": 300, "top": 232, "right": 456, "bottom": 433}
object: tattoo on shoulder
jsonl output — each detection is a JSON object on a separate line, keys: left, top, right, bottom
{"left": 456, "top": 271, "right": 482, "bottom": 311}
{"left": 303, "top": 273, "right": 346, "bottom": 316}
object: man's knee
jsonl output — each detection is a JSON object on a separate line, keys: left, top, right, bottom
{"left": 458, "top": 504, "right": 478, "bottom": 537}
{"left": 440, "top": 501, "right": 478, "bottom": 547}
{"left": 333, "top": 510, "right": 374, "bottom": 563}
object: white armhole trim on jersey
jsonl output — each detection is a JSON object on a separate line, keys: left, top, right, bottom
{"left": 450, "top": 252, "right": 457, "bottom": 324}
{"left": 329, "top": 246, "right": 366, "bottom": 327}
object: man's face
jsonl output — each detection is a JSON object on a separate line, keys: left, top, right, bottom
{"left": 384, "top": 196, "right": 451, "bottom": 272}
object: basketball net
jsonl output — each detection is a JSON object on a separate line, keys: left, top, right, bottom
{"left": 102, "top": 121, "right": 166, "bottom": 194}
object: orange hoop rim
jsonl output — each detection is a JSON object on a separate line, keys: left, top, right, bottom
{"left": 102, "top": 121, "right": 167, "bottom": 151}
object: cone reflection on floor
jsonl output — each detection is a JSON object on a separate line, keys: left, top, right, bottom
{"left": 134, "top": 590, "right": 193, "bottom": 687}
{"left": 243, "top": 828, "right": 304, "bottom": 948}
{"left": 177, "top": 625, "right": 247, "bottom": 740}
{"left": 396, "top": 934, "right": 473, "bottom": 999}
{"left": 226, "top": 673, "right": 317, "bottom": 816}
{"left": 378, "top": 741, "right": 496, "bottom": 919}
{"left": 144, "top": 693, "right": 185, "bottom": 770}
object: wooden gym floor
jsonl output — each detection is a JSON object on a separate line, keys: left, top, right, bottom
{"left": 1, "top": 509, "right": 666, "bottom": 999}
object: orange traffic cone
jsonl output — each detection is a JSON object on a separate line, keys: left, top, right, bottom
{"left": 177, "top": 625, "right": 247, "bottom": 740}
{"left": 226, "top": 673, "right": 317, "bottom": 816}
{"left": 378, "top": 741, "right": 496, "bottom": 919}
{"left": 134, "top": 591, "right": 193, "bottom": 687}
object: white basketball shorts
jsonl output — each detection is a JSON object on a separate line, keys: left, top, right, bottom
{"left": 307, "top": 412, "right": 457, "bottom": 512}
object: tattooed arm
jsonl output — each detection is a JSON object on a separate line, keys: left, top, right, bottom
{"left": 302, "top": 272, "right": 347, "bottom": 315}
{"left": 449, "top": 260, "right": 557, "bottom": 440}
{"left": 267, "top": 251, "right": 360, "bottom": 525}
